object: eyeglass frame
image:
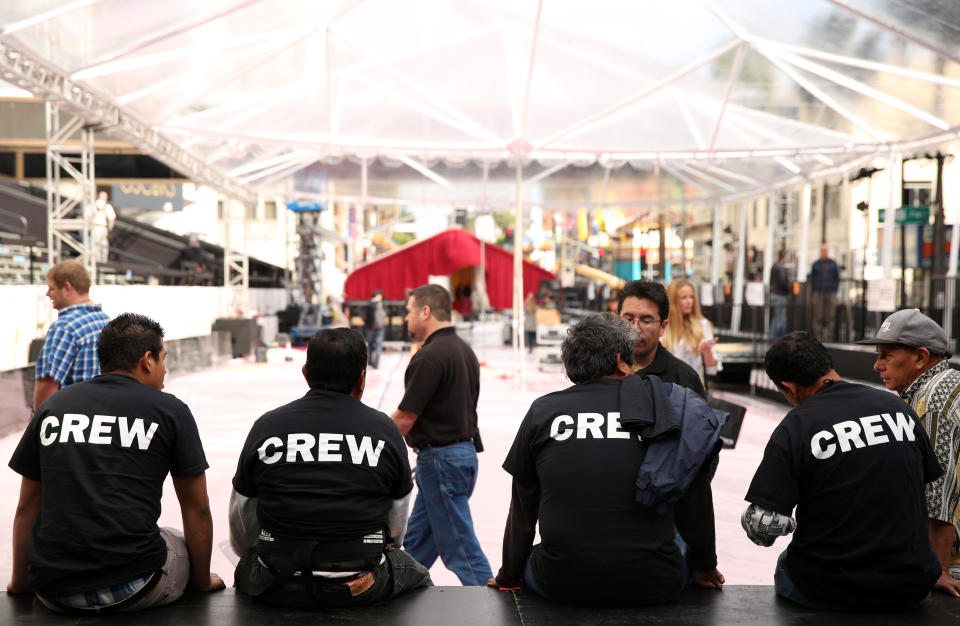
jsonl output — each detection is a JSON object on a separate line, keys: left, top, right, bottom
{"left": 621, "top": 315, "right": 664, "bottom": 329}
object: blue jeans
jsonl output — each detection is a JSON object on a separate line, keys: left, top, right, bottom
{"left": 404, "top": 442, "right": 492, "bottom": 586}
{"left": 770, "top": 293, "right": 788, "bottom": 340}
{"left": 366, "top": 328, "right": 385, "bottom": 369}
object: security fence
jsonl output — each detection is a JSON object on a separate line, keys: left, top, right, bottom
{"left": 704, "top": 277, "right": 960, "bottom": 352}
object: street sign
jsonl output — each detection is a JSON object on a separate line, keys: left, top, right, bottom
{"left": 877, "top": 205, "right": 929, "bottom": 224}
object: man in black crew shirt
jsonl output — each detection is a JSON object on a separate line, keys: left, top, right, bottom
{"left": 617, "top": 279, "right": 706, "bottom": 398}
{"left": 491, "top": 313, "right": 724, "bottom": 606}
{"left": 8, "top": 313, "right": 223, "bottom": 613}
{"left": 230, "top": 327, "right": 431, "bottom": 607}
{"left": 743, "top": 331, "right": 941, "bottom": 610}
{"left": 390, "top": 284, "right": 493, "bottom": 585}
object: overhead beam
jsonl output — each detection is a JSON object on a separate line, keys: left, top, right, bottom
{"left": 824, "top": 0, "right": 960, "bottom": 68}
{"left": 536, "top": 39, "right": 741, "bottom": 149}
{"left": 397, "top": 155, "right": 451, "bottom": 186}
{"left": 0, "top": 39, "right": 256, "bottom": 203}
{"left": 518, "top": 0, "right": 544, "bottom": 141}
{"left": 752, "top": 42, "right": 886, "bottom": 142}
{"left": 768, "top": 45, "right": 950, "bottom": 131}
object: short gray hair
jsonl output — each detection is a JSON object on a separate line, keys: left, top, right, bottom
{"left": 561, "top": 313, "right": 636, "bottom": 384}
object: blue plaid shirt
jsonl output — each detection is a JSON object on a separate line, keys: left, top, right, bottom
{"left": 35, "top": 303, "right": 111, "bottom": 388}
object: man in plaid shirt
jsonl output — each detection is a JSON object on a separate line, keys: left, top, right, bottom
{"left": 34, "top": 261, "right": 111, "bottom": 411}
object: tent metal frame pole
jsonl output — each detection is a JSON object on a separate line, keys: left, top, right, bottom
{"left": 675, "top": 93, "right": 707, "bottom": 150}
{"left": 480, "top": 161, "right": 489, "bottom": 320}
{"left": 823, "top": 0, "right": 960, "bottom": 67}
{"left": 766, "top": 46, "right": 949, "bottom": 130}
{"left": 676, "top": 163, "right": 737, "bottom": 192}
{"left": 229, "top": 149, "right": 315, "bottom": 177}
{"left": 397, "top": 155, "right": 451, "bottom": 186}
{"left": 798, "top": 183, "right": 812, "bottom": 284}
{"left": 881, "top": 152, "right": 899, "bottom": 278}
{"left": 752, "top": 43, "right": 883, "bottom": 142}
{"left": 536, "top": 39, "right": 740, "bottom": 149}
{"left": 708, "top": 42, "right": 745, "bottom": 151}
{"left": 763, "top": 192, "right": 777, "bottom": 337}
{"left": 711, "top": 203, "right": 722, "bottom": 300}
{"left": 755, "top": 39, "right": 960, "bottom": 89}
{"left": 731, "top": 200, "right": 749, "bottom": 332}
{"left": 514, "top": 163, "right": 525, "bottom": 380}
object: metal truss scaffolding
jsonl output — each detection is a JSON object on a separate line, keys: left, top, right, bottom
{"left": 45, "top": 103, "right": 95, "bottom": 275}
{"left": 0, "top": 40, "right": 255, "bottom": 205}
{"left": 223, "top": 198, "right": 249, "bottom": 315}
{"left": 295, "top": 212, "right": 324, "bottom": 307}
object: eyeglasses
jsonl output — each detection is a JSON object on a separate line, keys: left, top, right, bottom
{"left": 622, "top": 316, "right": 662, "bottom": 329}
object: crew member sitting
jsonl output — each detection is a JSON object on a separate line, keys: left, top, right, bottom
{"left": 8, "top": 313, "right": 224, "bottom": 612}
{"left": 491, "top": 313, "right": 725, "bottom": 606}
{"left": 743, "top": 331, "right": 942, "bottom": 610}
{"left": 230, "top": 327, "right": 431, "bottom": 607}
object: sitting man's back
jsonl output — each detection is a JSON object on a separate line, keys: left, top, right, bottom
{"left": 743, "top": 331, "right": 941, "bottom": 610}
{"left": 493, "top": 313, "right": 725, "bottom": 606}
{"left": 8, "top": 313, "right": 223, "bottom": 612}
{"left": 230, "top": 327, "right": 431, "bottom": 607}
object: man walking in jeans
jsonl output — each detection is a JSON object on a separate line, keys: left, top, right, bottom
{"left": 391, "top": 284, "right": 493, "bottom": 585}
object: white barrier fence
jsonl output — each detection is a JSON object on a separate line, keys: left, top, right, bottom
{"left": 1, "top": 285, "right": 287, "bottom": 371}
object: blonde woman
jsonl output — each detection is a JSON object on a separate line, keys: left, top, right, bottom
{"left": 663, "top": 279, "right": 722, "bottom": 385}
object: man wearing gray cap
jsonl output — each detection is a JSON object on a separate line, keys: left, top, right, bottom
{"left": 857, "top": 308, "right": 960, "bottom": 596}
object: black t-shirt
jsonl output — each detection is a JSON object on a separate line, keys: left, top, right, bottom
{"left": 233, "top": 389, "right": 412, "bottom": 539}
{"left": 503, "top": 378, "right": 685, "bottom": 605}
{"left": 745, "top": 381, "right": 941, "bottom": 609}
{"left": 9, "top": 374, "right": 208, "bottom": 595}
{"left": 636, "top": 344, "right": 707, "bottom": 399}
{"left": 399, "top": 326, "right": 480, "bottom": 449}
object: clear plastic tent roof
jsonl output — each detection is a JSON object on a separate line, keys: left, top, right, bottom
{"left": 2, "top": 0, "right": 960, "bottom": 200}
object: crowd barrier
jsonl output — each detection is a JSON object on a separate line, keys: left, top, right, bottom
{"left": 0, "top": 332, "right": 232, "bottom": 437}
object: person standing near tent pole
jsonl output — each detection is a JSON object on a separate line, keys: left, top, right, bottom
{"left": 390, "top": 284, "right": 493, "bottom": 586}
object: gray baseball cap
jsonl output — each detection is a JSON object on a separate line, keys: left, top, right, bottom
{"left": 855, "top": 308, "right": 951, "bottom": 357}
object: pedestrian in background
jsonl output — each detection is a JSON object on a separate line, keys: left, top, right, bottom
{"left": 34, "top": 260, "right": 111, "bottom": 410}
{"left": 663, "top": 279, "right": 722, "bottom": 387}
{"left": 769, "top": 250, "right": 791, "bottom": 340}
{"left": 808, "top": 244, "right": 840, "bottom": 342}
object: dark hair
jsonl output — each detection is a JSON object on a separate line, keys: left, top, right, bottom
{"left": 304, "top": 327, "right": 367, "bottom": 393}
{"left": 98, "top": 313, "right": 165, "bottom": 372}
{"left": 410, "top": 284, "right": 452, "bottom": 322}
{"left": 617, "top": 279, "right": 669, "bottom": 321}
{"left": 764, "top": 331, "right": 833, "bottom": 387}
{"left": 561, "top": 313, "right": 635, "bottom": 384}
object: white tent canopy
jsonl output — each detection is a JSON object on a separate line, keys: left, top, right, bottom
{"left": 2, "top": 0, "right": 960, "bottom": 200}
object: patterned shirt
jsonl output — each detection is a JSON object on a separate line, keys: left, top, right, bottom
{"left": 35, "top": 303, "right": 111, "bottom": 389}
{"left": 902, "top": 360, "right": 960, "bottom": 542}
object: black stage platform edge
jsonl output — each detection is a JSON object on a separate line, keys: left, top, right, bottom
{"left": 4, "top": 586, "right": 960, "bottom": 625}
{"left": 1, "top": 586, "right": 521, "bottom": 626}
{"left": 513, "top": 586, "right": 960, "bottom": 625}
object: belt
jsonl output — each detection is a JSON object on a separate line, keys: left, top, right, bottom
{"left": 413, "top": 438, "right": 474, "bottom": 454}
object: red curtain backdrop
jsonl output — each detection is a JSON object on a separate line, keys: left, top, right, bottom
{"left": 344, "top": 229, "right": 556, "bottom": 309}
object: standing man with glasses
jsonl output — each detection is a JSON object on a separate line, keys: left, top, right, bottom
{"left": 617, "top": 280, "right": 706, "bottom": 399}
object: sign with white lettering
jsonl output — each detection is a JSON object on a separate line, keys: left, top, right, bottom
{"left": 866, "top": 278, "right": 897, "bottom": 312}
{"left": 111, "top": 183, "right": 183, "bottom": 211}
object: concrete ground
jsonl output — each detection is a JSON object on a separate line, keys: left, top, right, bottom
{"left": 0, "top": 322, "right": 787, "bottom": 588}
